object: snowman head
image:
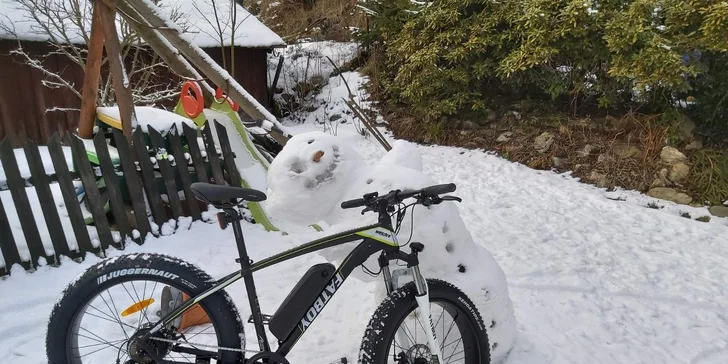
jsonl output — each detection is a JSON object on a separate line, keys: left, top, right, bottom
{"left": 266, "top": 131, "right": 363, "bottom": 225}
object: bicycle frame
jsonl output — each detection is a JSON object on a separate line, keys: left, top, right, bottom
{"left": 146, "top": 210, "right": 405, "bottom": 361}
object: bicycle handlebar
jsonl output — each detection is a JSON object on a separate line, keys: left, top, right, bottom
{"left": 340, "top": 183, "right": 457, "bottom": 210}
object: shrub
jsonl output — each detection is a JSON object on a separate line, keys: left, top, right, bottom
{"left": 362, "top": 0, "right": 728, "bottom": 125}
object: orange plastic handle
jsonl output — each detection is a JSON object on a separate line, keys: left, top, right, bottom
{"left": 181, "top": 81, "right": 204, "bottom": 118}
{"left": 215, "top": 87, "right": 239, "bottom": 112}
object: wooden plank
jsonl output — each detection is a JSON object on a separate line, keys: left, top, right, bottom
{"left": 110, "top": 0, "right": 215, "bottom": 103}
{"left": 147, "top": 127, "right": 182, "bottom": 219}
{"left": 132, "top": 128, "right": 166, "bottom": 228}
{"left": 167, "top": 126, "right": 201, "bottom": 220}
{"left": 0, "top": 194, "right": 22, "bottom": 273}
{"left": 123, "top": 0, "right": 290, "bottom": 144}
{"left": 213, "top": 120, "right": 241, "bottom": 185}
{"left": 24, "top": 140, "right": 68, "bottom": 264}
{"left": 0, "top": 138, "right": 45, "bottom": 268}
{"left": 78, "top": 3, "right": 105, "bottom": 139}
{"left": 182, "top": 123, "right": 209, "bottom": 183}
{"left": 112, "top": 129, "right": 151, "bottom": 241}
{"left": 67, "top": 133, "right": 114, "bottom": 253}
{"left": 93, "top": 132, "right": 129, "bottom": 249}
{"left": 47, "top": 134, "right": 91, "bottom": 258}
{"left": 201, "top": 123, "right": 225, "bottom": 185}
{"left": 98, "top": 0, "right": 136, "bottom": 138}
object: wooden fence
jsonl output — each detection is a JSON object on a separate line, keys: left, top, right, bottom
{"left": 0, "top": 120, "right": 242, "bottom": 277}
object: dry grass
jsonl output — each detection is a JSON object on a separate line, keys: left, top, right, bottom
{"left": 257, "top": 0, "right": 365, "bottom": 42}
{"left": 379, "top": 100, "right": 685, "bottom": 194}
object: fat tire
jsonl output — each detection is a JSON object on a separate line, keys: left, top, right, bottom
{"left": 359, "top": 279, "right": 490, "bottom": 364}
{"left": 46, "top": 253, "right": 245, "bottom": 364}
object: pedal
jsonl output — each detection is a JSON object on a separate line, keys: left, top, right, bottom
{"left": 248, "top": 314, "right": 272, "bottom": 325}
{"left": 325, "top": 358, "right": 348, "bottom": 364}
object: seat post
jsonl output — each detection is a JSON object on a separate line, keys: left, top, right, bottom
{"left": 226, "top": 207, "right": 251, "bottom": 269}
{"left": 225, "top": 206, "right": 272, "bottom": 352}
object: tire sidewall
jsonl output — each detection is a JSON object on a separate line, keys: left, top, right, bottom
{"left": 360, "top": 279, "right": 490, "bottom": 364}
{"left": 46, "top": 254, "right": 244, "bottom": 364}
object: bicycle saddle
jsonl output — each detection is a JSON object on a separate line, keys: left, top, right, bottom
{"left": 191, "top": 182, "right": 267, "bottom": 205}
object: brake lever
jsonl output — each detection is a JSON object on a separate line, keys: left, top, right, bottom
{"left": 360, "top": 206, "right": 374, "bottom": 215}
{"left": 441, "top": 195, "right": 462, "bottom": 202}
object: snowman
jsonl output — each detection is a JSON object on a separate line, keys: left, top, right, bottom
{"left": 267, "top": 131, "right": 517, "bottom": 363}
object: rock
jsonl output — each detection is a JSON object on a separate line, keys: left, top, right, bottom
{"left": 576, "top": 144, "right": 594, "bottom": 158}
{"left": 506, "top": 110, "right": 522, "bottom": 121}
{"left": 552, "top": 157, "right": 567, "bottom": 169}
{"left": 647, "top": 187, "right": 693, "bottom": 205}
{"left": 496, "top": 132, "right": 513, "bottom": 142}
{"left": 650, "top": 178, "right": 666, "bottom": 188}
{"left": 329, "top": 113, "right": 342, "bottom": 122}
{"left": 589, "top": 171, "right": 609, "bottom": 188}
{"left": 485, "top": 109, "right": 498, "bottom": 122}
{"left": 660, "top": 146, "right": 687, "bottom": 165}
{"left": 534, "top": 132, "right": 554, "bottom": 153}
{"left": 685, "top": 138, "right": 703, "bottom": 151}
{"left": 668, "top": 162, "right": 690, "bottom": 184}
{"left": 677, "top": 116, "right": 696, "bottom": 140}
{"left": 597, "top": 154, "right": 615, "bottom": 164}
{"left": 462, "top": 120, "right": 479, "bottom": 130}
{"left": 612, "top": 144, "right": 642, "bottom": 158}
{"left": 709, "top": 205, "right": 728, "bottom": 217}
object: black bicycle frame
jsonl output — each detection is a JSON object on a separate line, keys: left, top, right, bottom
{"left": 147, "top": 209, "right": 402, "bottom": 361}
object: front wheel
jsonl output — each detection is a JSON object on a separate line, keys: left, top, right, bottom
{"left": 359, "top": 279, "right": 490, "bottom": 364}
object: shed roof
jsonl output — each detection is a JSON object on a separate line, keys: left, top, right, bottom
{"left": 0, "top": 0, "right": 286, "bottom": 49}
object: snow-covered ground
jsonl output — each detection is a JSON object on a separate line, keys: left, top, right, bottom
{"left": 1, "top": 43, "right": 727, "bottom": 364}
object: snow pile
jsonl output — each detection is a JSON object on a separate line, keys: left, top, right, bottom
{"left": 267, "top": 132, "right": 517, "bottom": 362}
{"left": 97, "top": 106, "right": 196, "bottom": 136}
{"left": 269, "top": 41, "right": 359, "bottom": 95}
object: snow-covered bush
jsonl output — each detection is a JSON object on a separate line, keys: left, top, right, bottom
{"left": 267, "top": 132, "right": 517, "bottom": 362}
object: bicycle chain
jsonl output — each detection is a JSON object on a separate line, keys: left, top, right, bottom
{"left": 148, "top": 336, "right": 258, "bottom": 354}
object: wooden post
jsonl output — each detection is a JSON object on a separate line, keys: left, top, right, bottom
{"left": 77, "top": 4, "right": 105, "bottom": 139}
{"left": 98, "top": 0, "right": 136, "bottom": 138}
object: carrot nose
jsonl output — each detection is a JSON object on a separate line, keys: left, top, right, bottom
{"left": 313, "top": 150, "right": 324, "bottom": 162}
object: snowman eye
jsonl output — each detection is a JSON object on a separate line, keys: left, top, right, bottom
{"left": 307, "top": 139, "right": 314, "bottom": 144}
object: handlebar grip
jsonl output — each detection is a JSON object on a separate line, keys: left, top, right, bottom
{"left": 421, "top": 183, "right": 456, "bottom": 197}
{"left": 341, "top": 198, "right": 366, "bottom": 209}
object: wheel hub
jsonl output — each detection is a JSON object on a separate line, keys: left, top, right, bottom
{"left": 126, "top": 326, "right": 172, "bottom": 363}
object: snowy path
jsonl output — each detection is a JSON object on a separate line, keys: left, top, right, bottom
{"left": 1, "top": 121, "right": 727, "bottom": 364}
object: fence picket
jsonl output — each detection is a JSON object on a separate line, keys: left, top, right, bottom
{"left": 0, "top": 138, "right": 44, "bottom": 269}
{"left": 67, "top": 133, "right": 114, "bottom": 252}
{"left": 112, "top": 130, "right": 151, "bottom": 241}
{"left": 0, "top": 196, "right": 22, "bottom": 274}
{"left": 24, "top": 139, "right": 68, "bottom": 264}
{"left": 148, "top": 127, "right": 182, "bottom": 220}
{"left": 93, "top": 132, "right": 129, "bottom": 249}
{"left": 213, "top": 120, "right": 241, "bottom": 185}
{"left": 182, "top": 123, "right": 209, "bottom": 184}
{"left": 201, "top": 122, "right": 225, "bottom": 185}
{"left": 48, "top": 134, "right": 92, "bottom": 258}
{"left": 132, "top": 128, "right": 166, "bottom": 229}
{"left": 168, "top": 126, "right": 201, "bottom": 220}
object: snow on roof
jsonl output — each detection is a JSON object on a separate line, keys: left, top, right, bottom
{"left": 0, "top": 0, "right": 285, "bottom": 48}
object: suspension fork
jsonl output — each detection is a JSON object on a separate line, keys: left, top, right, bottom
{"left": 412, "top": 264, "right": 443, "bottom": 364}
{"left": 380, "top": 245, "right": 443, "bottom": 363}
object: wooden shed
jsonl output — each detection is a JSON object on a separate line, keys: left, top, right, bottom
{"left": 0, "top": 0, "right": 286, "bottom": 147}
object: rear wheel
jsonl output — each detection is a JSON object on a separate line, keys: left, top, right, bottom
{"left": 359, "top": 279, "right": 490, "bottom": 364}
{"left": 46, "top": 253, "right": 245, "bottom": 363}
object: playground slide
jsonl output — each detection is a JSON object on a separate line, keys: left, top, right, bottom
{"left": 202, "top": 104, "right": 281, "bottom": 232}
